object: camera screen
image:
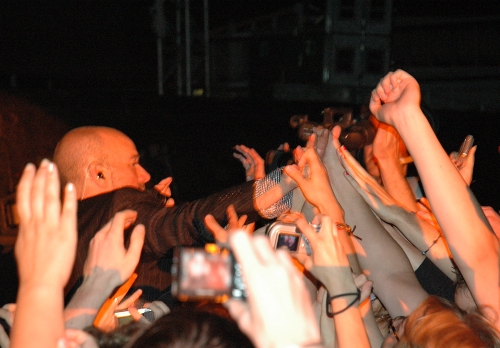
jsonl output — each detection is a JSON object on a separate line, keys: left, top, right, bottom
{"left": 178, "top": 248, "right": 232, "bottom": 297}
{"left": 276, "top": 233, "right": 300, "bottom": 252}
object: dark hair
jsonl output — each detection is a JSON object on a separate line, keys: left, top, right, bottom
{"left": 84, "top": 320, "right": 149, "bottom": 348}
{"left": 128, "top": 304, "right": 254, "bottom": 348}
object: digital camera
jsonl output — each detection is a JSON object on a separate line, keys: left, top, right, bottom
{"left": 265, "top": 221, "right": 313, "bottom": 256}
{"left": 171, "top": 244, "right": 246, "bottom": 303}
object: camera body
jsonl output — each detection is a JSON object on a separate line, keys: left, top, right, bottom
{"left": 171, "top": 244, "right": 246, "bottom": 302}
{"left": 265, "top": 221, "right": 312, "bottom": 256}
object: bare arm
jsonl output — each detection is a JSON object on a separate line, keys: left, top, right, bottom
{"left": 11, "top": 161, "right": 77, "bottom": 348}
{"left": 372, "top": 123, "right": 418, "bottom": 212}
{"left": 370, "top": 69, "right": 500, "bottom": 326}
{"left": 339, "top": 146, "right": 455, "bottom": 279}
{"left": 322, "top": 127, "right": 429, "bottom": 317}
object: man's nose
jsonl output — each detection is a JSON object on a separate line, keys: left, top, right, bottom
{"left": 137, "top": 164, "right": 151, "bottom": 184}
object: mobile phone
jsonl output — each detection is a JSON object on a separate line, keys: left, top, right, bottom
{"left": 455, "top": 135, "right": 474, "bottom": 169}
{"left": 265, "top": 221, "right": 312, "bottom": 256}
{"left": 171, "top": 244, "right": 246, "bottom": 302}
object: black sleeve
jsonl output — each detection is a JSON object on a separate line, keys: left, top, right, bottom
{"left": 112, "top": 181, "right": 259, "bottom": 257}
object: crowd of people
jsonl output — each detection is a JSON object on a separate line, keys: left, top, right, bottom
{"left": 1, "top": 69, "right": 500, "bottom": 347}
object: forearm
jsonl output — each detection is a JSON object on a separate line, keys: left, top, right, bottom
{"left": 325, "top": 158, "right": 428, "bottom": 316}
{"left": 360, "top": 303, "right": 384, "bottom": 348}
{"left": 393, "top": 107, "right": 499, "bottom": 315}
{"left": 377, "top": 157, "right": 418, "bottom": 212}
{"left": 323, "top": 271, "right": 370, "bottom": 348}
{"left": 11, "top": 285, "right": 65, "bottom": 348}
{"left": 64, "top": 269, "right": 122, "bottom": 329}
{"left": 393, "top": 211, "right": 455, "bottom": 280}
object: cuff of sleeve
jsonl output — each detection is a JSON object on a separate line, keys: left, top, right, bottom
{"left": 254, "top": 167, "right": 293, "bottom": 219}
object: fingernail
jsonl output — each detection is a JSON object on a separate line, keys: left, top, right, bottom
{"left": 40, "top": 158, "right": 50, "bottom": 167}
{"left": 57, "top": 338, "right": 67, "bottom": 348}
{"left": 67, "top": 183, "right": 74, "bottom": 191}
{"left": 48, "top": 162, "right": 54, "bottom": 173}
{"left": 344, "top": 171, "right": 349, "bottom": 176}
{"left": 341, "top": 145, "right": 347, "bottom": 151}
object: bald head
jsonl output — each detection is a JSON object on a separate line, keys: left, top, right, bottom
{"left": 53, "top": 126, "right": 150, "bottom": 198}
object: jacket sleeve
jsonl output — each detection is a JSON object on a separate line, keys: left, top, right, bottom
{"left": 113, "top": 181, "right": 259, "bottom": 257}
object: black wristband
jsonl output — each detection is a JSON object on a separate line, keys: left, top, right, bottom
{"left": 326, "top": 288, "right": 361, "bottom": 317}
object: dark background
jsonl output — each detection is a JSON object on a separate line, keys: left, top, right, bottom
{"left": 1, "top": 0, "right": 500, "bottom": 305}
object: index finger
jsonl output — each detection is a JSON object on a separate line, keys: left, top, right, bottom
{"left": 16, "top": 163, "right": 36, "bottom": 222}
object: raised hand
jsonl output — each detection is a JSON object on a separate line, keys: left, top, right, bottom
{"left": 83, "top": 210, "right": 145, "bottom": 285}
{"left": 369, "top": 70, "right": 422, "bottom": 126}
{"left": 204, "top": 204, "right": 253, "bottom": 245}
{"left": 15, "top": 160, "right": 78, "bottom": 289}
{"left": 284, "top": 147, "right": 339, "bottom": 216}
{"left": 225, "top": 231, "right": 321, "bottom": 348}
{"left": 233, "top": 144, "right": 265, "bottom": 181}
{"left": 12, "top": 160, "right": 77, "bottom": 348}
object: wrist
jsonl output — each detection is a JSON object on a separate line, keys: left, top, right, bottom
{"left": 315, "top": 194, "right": 344, "bottom": 220}
{"left": 321, "top": 268, "right": 357, "bottom": 295}
{"left": 68, "top": 268, "right": 123, "bottom": 307}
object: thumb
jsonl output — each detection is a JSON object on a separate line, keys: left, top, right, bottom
{"left": 284, "top": 165, "right": 306, "bottom": 187}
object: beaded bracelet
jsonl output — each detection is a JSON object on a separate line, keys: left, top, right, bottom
{"left": 326, "top": 288, "right": 361, "bottom": 317}
{"left": 422, "top": 232, "right": 442, "bottom": 255}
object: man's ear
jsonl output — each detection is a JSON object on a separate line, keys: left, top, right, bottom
{"left": 88, "top": 161, "right": 110, "bottom": 189}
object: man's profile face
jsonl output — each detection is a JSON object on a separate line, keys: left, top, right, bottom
{"left": 103, "top": 131, "right": 151, "bottom": 190}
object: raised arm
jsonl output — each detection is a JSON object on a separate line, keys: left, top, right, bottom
{"left": 64, "top": 210, "right": 145, "bottom": 330}
{"left": 371, "top": 122, "right": 418, "bottom": 212}
{"left": 294, "top": 215, "right": 371, "bottom": 348}
{"left": 11, "top": 160, "right": 77, "bottom": 348}
{"left": 322, "top": 126, "right": 429, "bottom": 317}
{"left": 339, "top": 145, "right": 455, "bottom": 280}
{"left": 370, "top": 69, "right": 500, "bottom": 325}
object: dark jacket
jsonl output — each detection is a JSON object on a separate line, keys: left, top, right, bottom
{"left": 65, "top": 180, "right": 259, "bottom": 302}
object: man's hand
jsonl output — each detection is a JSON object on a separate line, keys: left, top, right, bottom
{"left": 233, "top": 145, "right": 265, "bottom": 181}
{"left": 154, "top": 177, "right": 175, "bottom": 207}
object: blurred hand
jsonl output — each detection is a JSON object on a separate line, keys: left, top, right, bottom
{"left": 15, "top": 160, "right": 77, "bottom": 290}
{"left": 226, "top": 231, "right": 321, "bottom": 348}
{"left": 204, "top": 204, "right": 254, "bottom": 245}
{"left": 233, "top": 145, "right": 265, "bottom": 181}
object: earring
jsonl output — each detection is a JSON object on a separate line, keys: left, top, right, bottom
{"left": 97, "top": 173, "right": 104, "bottom": 179}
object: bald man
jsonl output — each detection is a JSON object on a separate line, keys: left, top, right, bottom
{"left": 53, "top": 126, "right": 295, "bottom": 302}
